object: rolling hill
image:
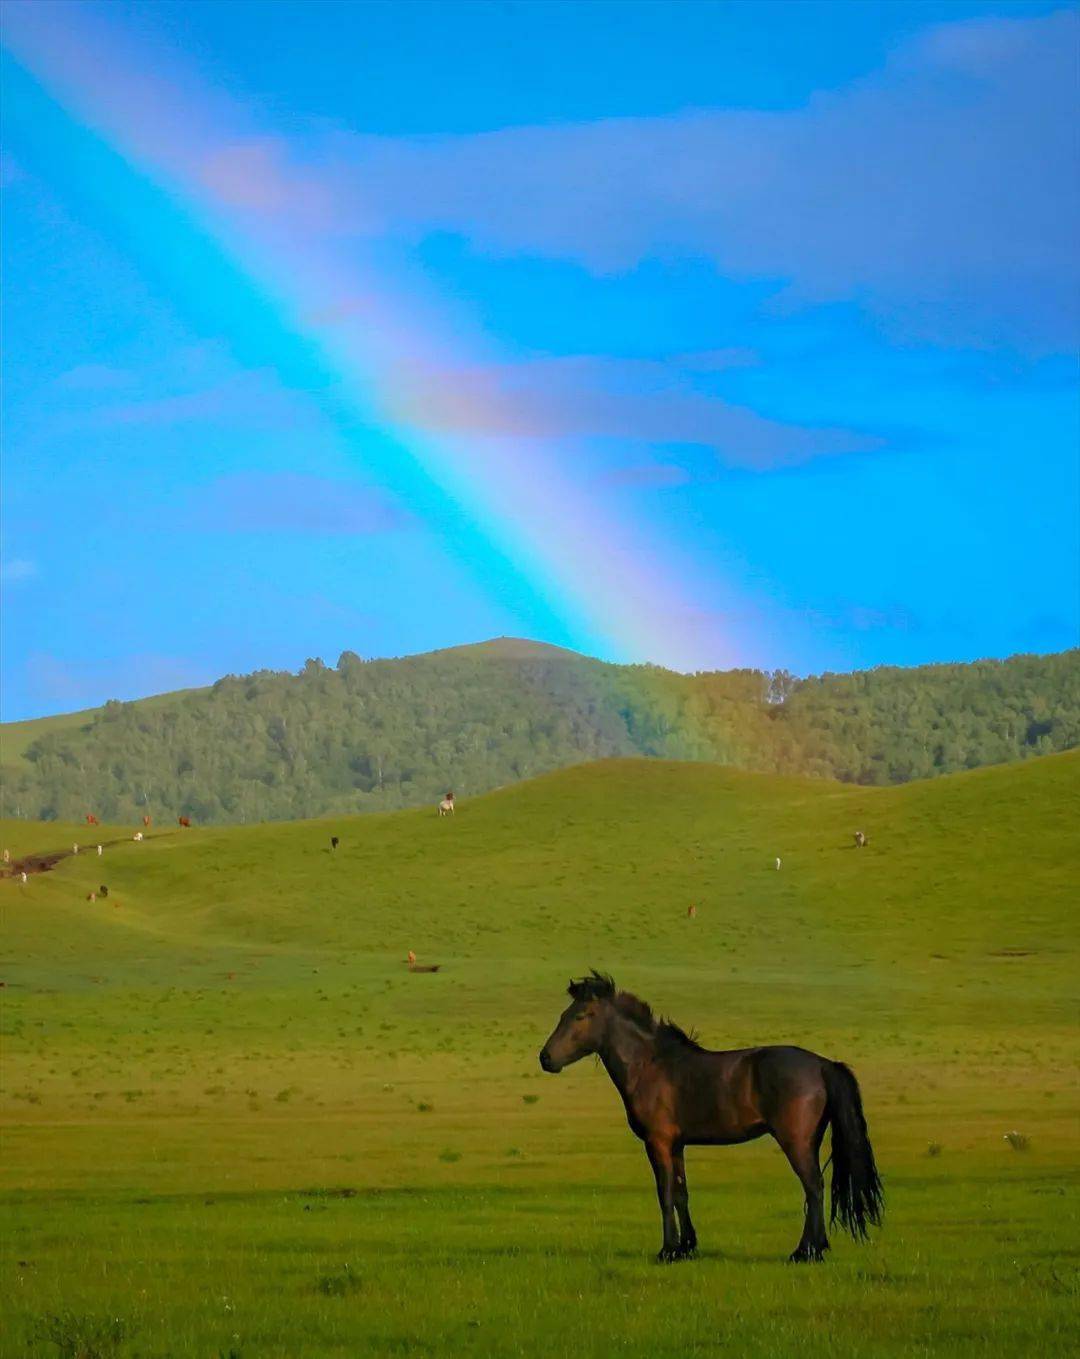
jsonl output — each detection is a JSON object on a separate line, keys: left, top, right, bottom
{"left": 2, "top": 638, "right": 1077, "bottom": 828}
{"left": 1, "top": 752, "right": 1076, "bottom": 1356}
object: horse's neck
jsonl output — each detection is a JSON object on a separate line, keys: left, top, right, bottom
{"left": 599, "top": 1014, "right": 657, "bottom": 1103}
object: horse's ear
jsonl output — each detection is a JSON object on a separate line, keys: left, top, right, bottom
{"left": 590, "top": 970, "right": 615, "bottom": 997}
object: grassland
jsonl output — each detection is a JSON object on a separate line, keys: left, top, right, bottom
{"left": 1, "top": 754, "right": 1077, "bottom": 1357}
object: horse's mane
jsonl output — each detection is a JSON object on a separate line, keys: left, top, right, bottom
{"left": 655, "top": 1019, "right": 706, "bottom": 1055}
{"left": 567, "top": 972, "right": 707, "bottom": 1054}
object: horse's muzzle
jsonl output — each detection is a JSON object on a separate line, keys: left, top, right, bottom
{"left": 538, "top": 1048, "right": 559, "bottom": 1073}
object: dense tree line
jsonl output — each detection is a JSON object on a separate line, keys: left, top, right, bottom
{"left": 2, "top": 642, "right": 1076, "bottom": 823}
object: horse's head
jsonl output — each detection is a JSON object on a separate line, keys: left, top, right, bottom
{"left": 539, "top": 972, "right": 616, "bottom": 1072}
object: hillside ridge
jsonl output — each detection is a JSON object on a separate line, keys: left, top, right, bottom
{"left": 2, "top": 641, "right": 1076, "bottom": 825}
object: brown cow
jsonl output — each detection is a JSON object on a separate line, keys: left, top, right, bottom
{"left": 178, "top": 816, "right": 191, "bottom": 828}
{"left": 143, "top": 815, "right": 152, "bottom": 828}
{"left": 86, "top": 814, "right": 99, "bottom": 826}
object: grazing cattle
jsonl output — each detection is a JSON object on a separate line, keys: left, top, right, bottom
{"left": 775, "top": 857, "right": 782, "bottom": 871}
{"left": 86, "top": 814, "right": 99, "bottom": 826}
{"left": 97, "top": 844, "right": 103, "bottom": 856}
{"left": 72, "top": 843, "right": 79, "bottom": 855}
{"left": 20, "top": 871, "right": 28, "bottom": 884}
{"left": 87, "top": 892, "right": 97, "bottom": 902}
{"left": 854, "top": 831, "right": 867, "bottom": 849}
{"left": 540, "top": 973, "right": 884, "bottom": 1263}
{"left": 178, "top": 816, "right": 191, "bottom": 828}
{"left": 143, "top": 815, "right": 152, "bottom": 828}
{"left": 438, "top": 791, "right": 455, "bottom": 817}
{"left": 99, "top": 885, "right": 109, "bottom": 898}
{"left": 407, "top": 950, "right": 441, "bottom": 973}
{"left": 133, "top": 832, "right": 143, "bottom": 842}
{"left": 687, "top": 905, "right": 697, "bottom": 919}
{"left": 331, "top": 836, "right": 339, "bottom": 851}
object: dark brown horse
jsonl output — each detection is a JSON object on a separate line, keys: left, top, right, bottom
{"left": 539, "top": 972, "right": 883, "bottom": 1263}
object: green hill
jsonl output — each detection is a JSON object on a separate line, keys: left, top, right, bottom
{"left": 2, "top": 753, "right": 1077, "bottom": 1356}
{"left": 2, "top": 639, "right": 1077, "bottom": 825}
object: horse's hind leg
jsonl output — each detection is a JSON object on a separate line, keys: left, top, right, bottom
{"left": 773, "top": 1098, "right": 829, "bottom": 1263}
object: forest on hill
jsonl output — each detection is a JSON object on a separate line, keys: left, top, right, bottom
{"left": 1, "top": 641, "right": 1076, "bottom": 824}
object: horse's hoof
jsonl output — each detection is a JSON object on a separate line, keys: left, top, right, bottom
{"left": 655, "top": 1248, "right": 680, "bottom": 1264}
{"left": 789, "top": 1246, "right": 826, "bottom": 1264}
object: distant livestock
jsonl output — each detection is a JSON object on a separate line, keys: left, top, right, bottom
{"left": 99, "top": 885, "right": 109, "bottom": 898}
{"left": 407, "top": 950, "right": 441, "bottom": 973}
{"left": 178, "top": 816, "right": 191, "bottom": 828}
{"left": 687, "top": 905, "right": 697, "bottom": 919}
{"left": 97, "top": 844, "right": 103, "bottom": 856}
{"left": 438, "top": 792, "right": 455, "bottom": 817}
{"left": 331, "top": 836, "right": 339, "bottom": 851}
{"left": 20, "top": 871, "right": 28, "bottom": 884}
{"left": 854, "top": 831, "right": 868, "bottom": 849}
{"left": 2, "top": 848, "right": 9, "bottom": 864}
{"left": 86, "top": 814, "right": 99, "bottom": 826}
{"left": 775, "top": 857, "right": 782, "bottom": 871}
{"left": 87, "top": 892, "right": 97, "bottom": 902}
{"left": 133, "top": 832, "right": 144, "bottom": 842}
{"left": 72, "top": 844, "right": 79, "bottom": 855}
{"left": 143, "top": 815, "right": 152, "bottom": 828}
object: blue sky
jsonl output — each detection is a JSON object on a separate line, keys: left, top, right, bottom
{"left": 1, "top": 0, "right": 1077, "bottom": 719}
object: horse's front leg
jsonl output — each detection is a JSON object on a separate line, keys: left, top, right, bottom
{"left": 672, "top": 1148, "right": 698, "bottom": 1258}
{"left": 646, "top": 1140, "right": 681, "bottom": 1262}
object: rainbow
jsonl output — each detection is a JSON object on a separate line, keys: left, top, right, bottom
{"left": 2, "top": 5, "right": 742, "bottom": 672}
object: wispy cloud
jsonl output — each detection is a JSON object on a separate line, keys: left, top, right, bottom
{"left": 85, "top": 367, "right": 319, "bottom": 432}
{"left": 188, "top": 472, "right": 413, "bottom": 536}
{"left": 53, "top": 362, "right": 134, "bottom": 391}
{"left": 597, "top": 465, "right": 692, "bottom": 490}
{"left": 193, "top": 9, "right": 1074, "bottom": 356}
{"left": 1, "top": 558, "right": 38, "bottom": 584}
{"left": 384, "top": 353, "right": 881, "bottom": 469}
{"left": 197, "top": 136, "right": 337, "bottom": 229}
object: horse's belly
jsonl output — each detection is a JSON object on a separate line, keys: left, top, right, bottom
{"left": 677, "top": 1059, "right": 765, "bottom": 1144}
{"left": 684, "top": 1119, "right": 768, "bottom": 1147}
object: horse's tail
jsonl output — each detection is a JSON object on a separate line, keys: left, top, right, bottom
{"left": 824, "top": 1060, "right": 884, "bottom": 1241}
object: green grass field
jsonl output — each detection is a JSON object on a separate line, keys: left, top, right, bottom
{"left": 2, "top": 754, "right": 1078, "bottom": 1357}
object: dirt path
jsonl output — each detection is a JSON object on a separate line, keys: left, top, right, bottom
{"left": 3, "top": 832, "right": 177, "bottom": 879}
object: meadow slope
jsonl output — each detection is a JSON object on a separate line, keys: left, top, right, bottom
{"left": 1, "top": 754, "right": 1078, "bottom": 1357}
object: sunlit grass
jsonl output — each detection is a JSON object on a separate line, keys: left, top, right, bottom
{"left": 2, "top": 754, "right": 1077, "bottom": 1355}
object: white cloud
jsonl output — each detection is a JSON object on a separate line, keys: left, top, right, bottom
{"left": 1, "top": 559, "right": 37, "bottom": 584}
